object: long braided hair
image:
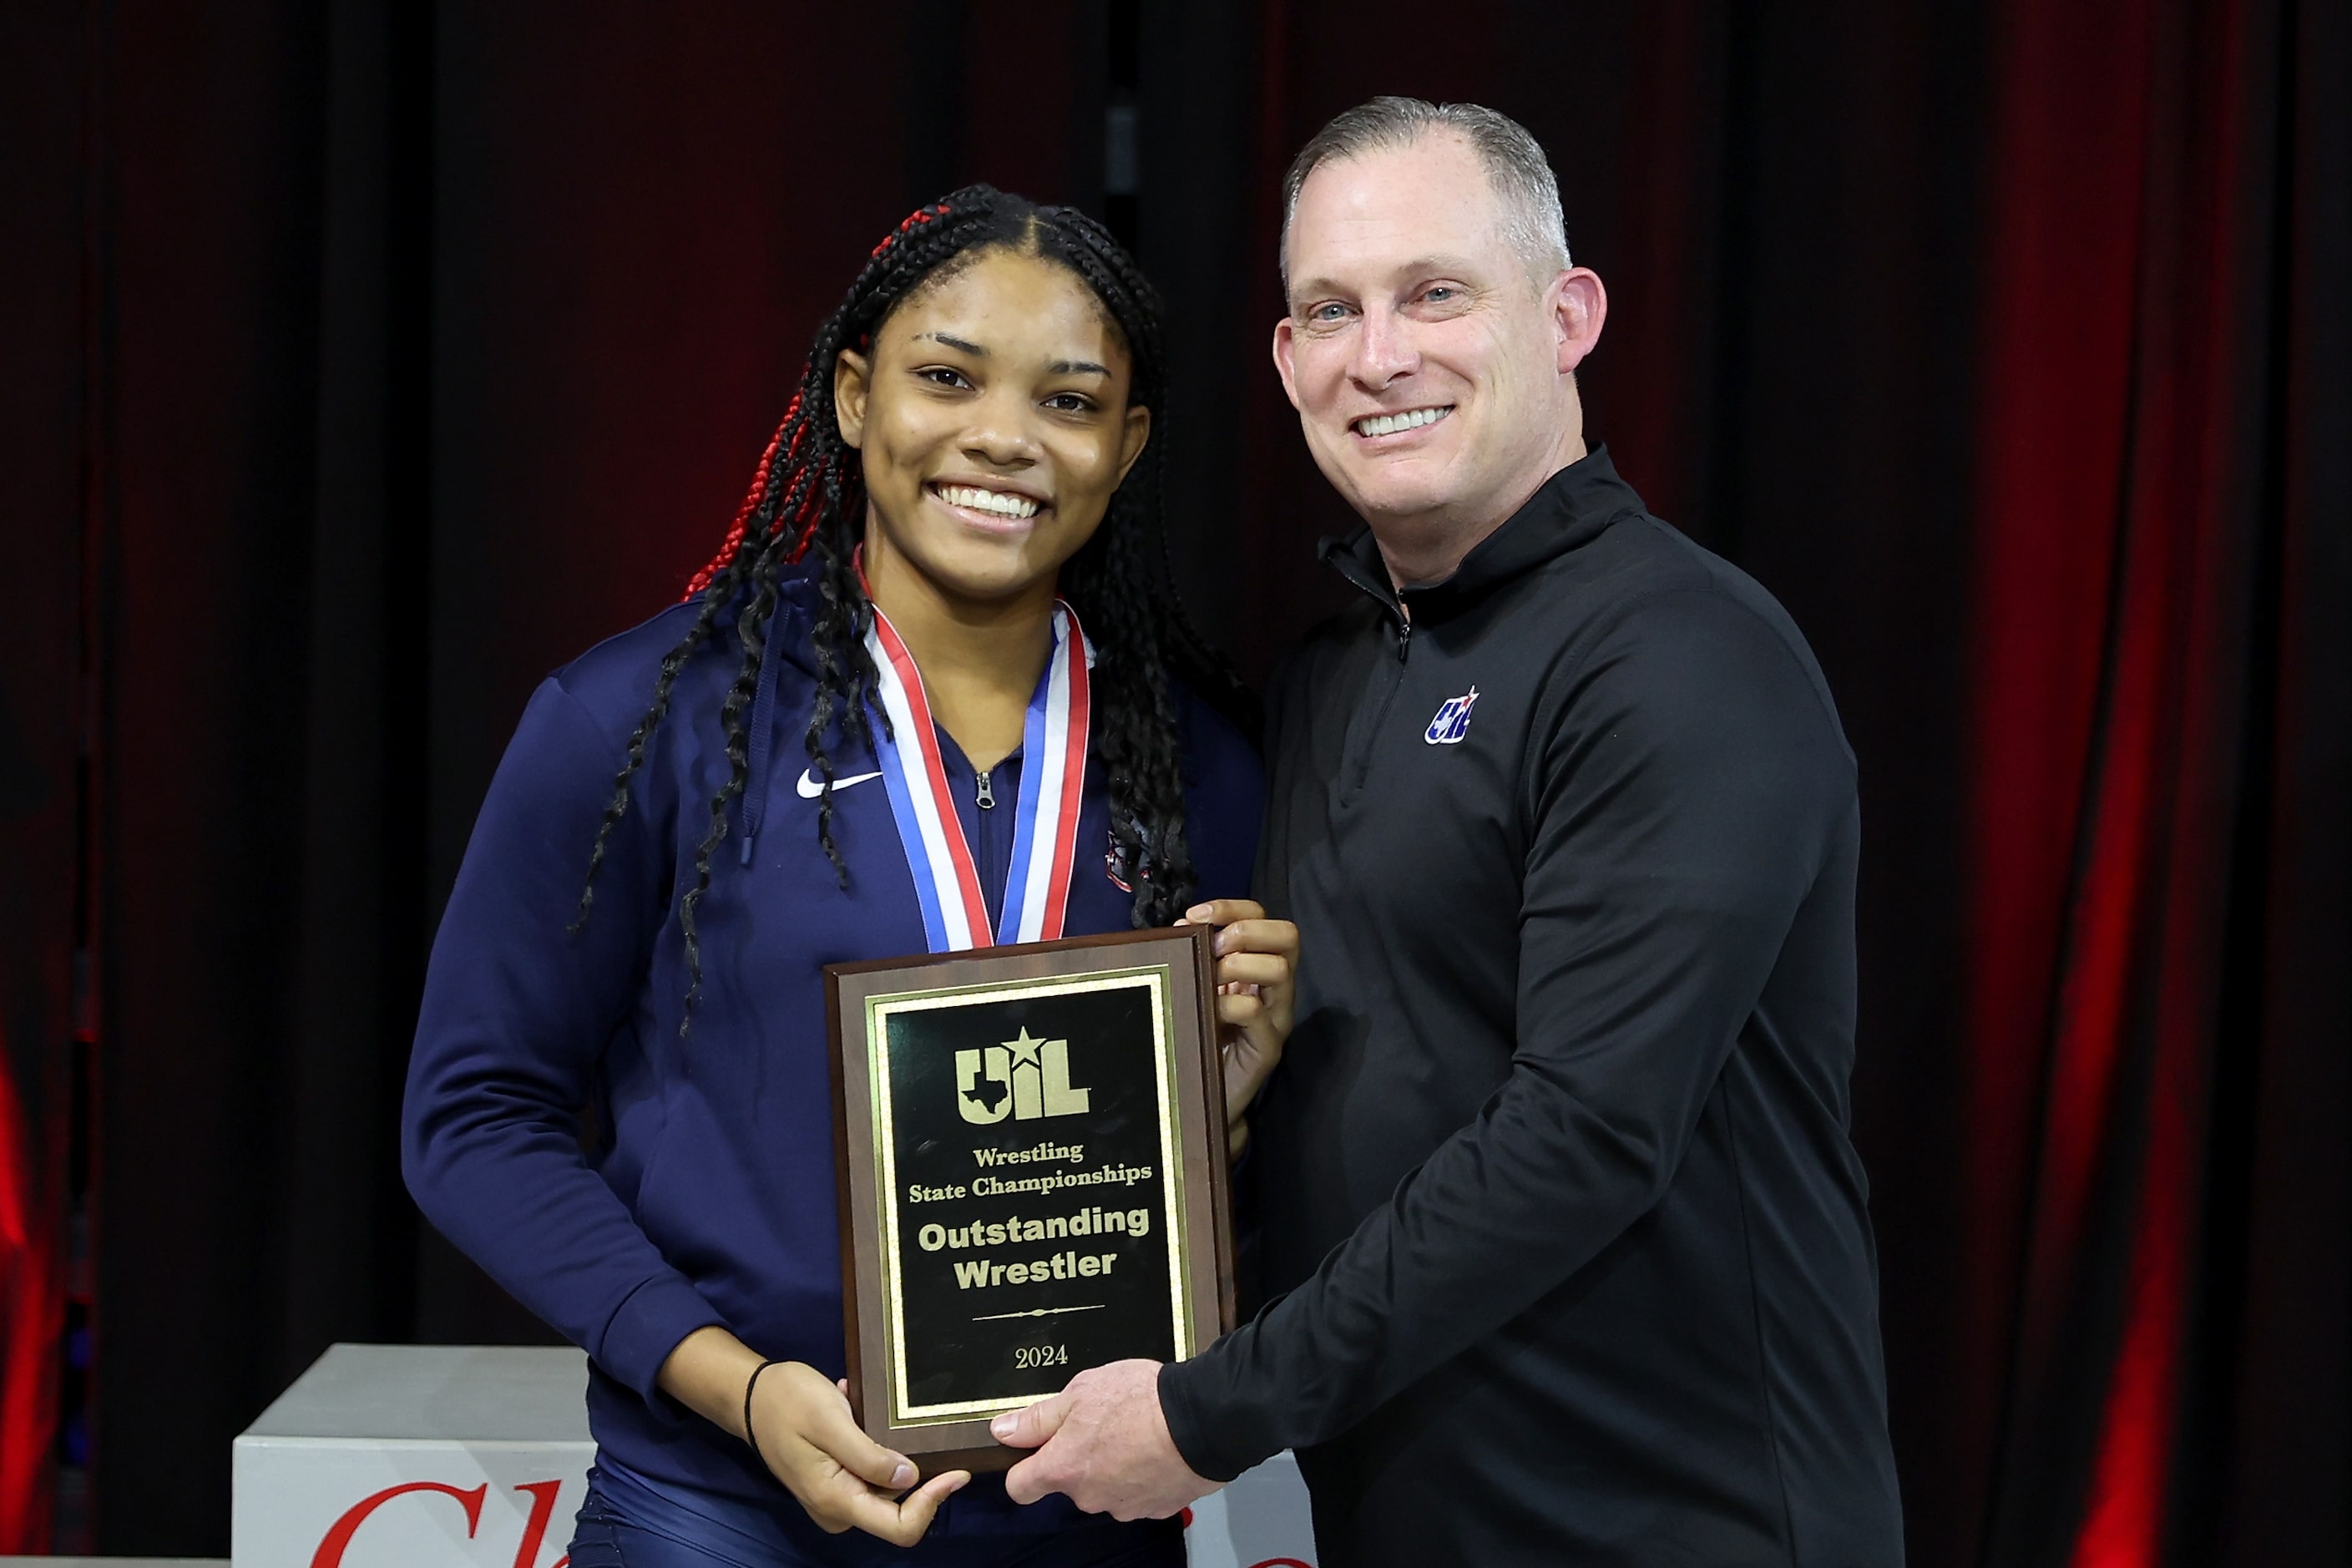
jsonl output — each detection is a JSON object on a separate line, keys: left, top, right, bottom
{"left": 574, "top": 185, "right": 1238, "bottom": 1031}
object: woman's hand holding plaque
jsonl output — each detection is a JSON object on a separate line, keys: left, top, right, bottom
{"left": 1181, "top": 899, "right": 1301, "bottom": 1158}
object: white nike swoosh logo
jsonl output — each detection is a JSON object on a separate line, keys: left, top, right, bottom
{"left": 797, "top": 768, "right": 883, "bottom": 799}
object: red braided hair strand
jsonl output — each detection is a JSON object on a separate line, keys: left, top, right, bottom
{"left": 683, "top": 200, "right": 954, "bottom": 602}
{"left": 683, "top": 394, "right": 797, "bottom": 599}
{"left": 871, "top": 199, "right": 951, "bottom": 258}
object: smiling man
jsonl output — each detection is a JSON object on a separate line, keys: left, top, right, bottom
{"left": 994, "top": 99, "right": 1904, "bottom": 1565}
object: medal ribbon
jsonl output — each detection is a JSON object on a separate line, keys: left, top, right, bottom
{"left": 863, "top": 599, "right": 1092, "bottom": 952}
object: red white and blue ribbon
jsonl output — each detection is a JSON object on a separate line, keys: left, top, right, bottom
{"left": 863, "top": 600, "right": 1092, "bottom": 952}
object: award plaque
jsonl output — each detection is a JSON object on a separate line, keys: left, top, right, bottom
{"left": 827, "top": 926, "right": 1236, "bottom": 1473}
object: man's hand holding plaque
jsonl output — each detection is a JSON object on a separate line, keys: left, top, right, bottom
{"left": 996, "top": 1358, "right": 1216, "bottom": 1520}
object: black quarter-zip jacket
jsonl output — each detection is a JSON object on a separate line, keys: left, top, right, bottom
{"left": 1160, "top": 449, "right": 1903, "bottom": 1566}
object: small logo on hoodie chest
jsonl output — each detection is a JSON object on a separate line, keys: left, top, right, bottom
{"left": 1424, "top": 686, "right": 1480, "bottom": 745}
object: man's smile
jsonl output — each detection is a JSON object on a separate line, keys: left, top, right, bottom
{"left": 1350, "top": 404, "right": 1455, "bottom": 439}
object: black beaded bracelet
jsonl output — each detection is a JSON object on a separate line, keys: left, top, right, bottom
{"left": 743, "top": 1358, "right": 783, "bottom": 1469}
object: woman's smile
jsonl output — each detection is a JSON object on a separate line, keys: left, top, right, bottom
{"left": 927, "top": 478, "right": 1050, "bottom": 531}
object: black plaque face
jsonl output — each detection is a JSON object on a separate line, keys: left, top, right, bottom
{"left": 866, "top": 969, "right": 1191, "bottom": 1424}
{"left": 829, "top": 928, "right": 1232, "bottom": 1467}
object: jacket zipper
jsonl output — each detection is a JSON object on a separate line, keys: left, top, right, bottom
{"left": 1341, "top": 615, "right": 1412, "bottom": 797}
{"left": 1323, "top": 541, "right": 1414, "bottom": 797}
{"left": 971, "top": 762, "right": 1008, "bottom": 935}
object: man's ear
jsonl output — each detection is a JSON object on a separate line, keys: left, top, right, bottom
{"left": 1551, "top": 268, "right": 1608, "bottom": 376}
{"left": 1270, "top": 316, "right": 1304, "bottom": 412}
{"left": 835, "top": 348, "right": 873, "bottom": 448}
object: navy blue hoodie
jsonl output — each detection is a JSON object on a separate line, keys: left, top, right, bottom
{"left": 402, "top": 560, "right": 1260, "bottom": 1540}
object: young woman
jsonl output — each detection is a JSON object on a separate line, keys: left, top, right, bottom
{"left": 402, "top": 187, "right": 1297, "bottom": 1565}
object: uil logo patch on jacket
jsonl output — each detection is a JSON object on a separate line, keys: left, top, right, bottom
{"left": 1424, "top": 686, "right": 1480, "bottom": 745}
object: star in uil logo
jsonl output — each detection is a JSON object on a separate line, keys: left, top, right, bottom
{"left": 955, "top": 1027, "right": 1093, "bottom": 1125}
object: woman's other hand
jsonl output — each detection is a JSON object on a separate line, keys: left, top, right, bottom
{"left": 1179, "top": 898, "right": 1299, "bottom": 1157}
{"left": 746, "top": 1360, "right": 969, "bottom": 1540}
{"left": 658, "top": 1328, "right": 968, "bottom": 1543}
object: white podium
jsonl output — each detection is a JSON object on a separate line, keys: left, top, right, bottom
{"left": 232, "top": 1344, "right": 592, "bottom": 1568}
{"left": 234, "top": 1344, "right": 1314, "bottom": 1565}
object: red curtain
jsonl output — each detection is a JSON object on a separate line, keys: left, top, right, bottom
{"left": 2, "top": 0, "right": 2341, "bottom": 1555}
{"left": 0, "top": 0, "right": 84, "bottom": 1545}
{"left": 1965, "top": 0, "right": 2346, "bottom": 1561}
{"left": 0, "top": 1061, "right": 63, "bottom": 1549}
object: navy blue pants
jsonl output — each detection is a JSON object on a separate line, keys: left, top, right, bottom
{"left": 564, "top": 1464, "right": 1186, "bottom": 1568}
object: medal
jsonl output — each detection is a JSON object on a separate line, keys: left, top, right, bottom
{"left": 863, "top": 600, "right": 1093, "bottom": 951}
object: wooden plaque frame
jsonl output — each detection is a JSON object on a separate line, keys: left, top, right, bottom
{"left": 826, "top": 925, "right": 1236, "bottom": 1474}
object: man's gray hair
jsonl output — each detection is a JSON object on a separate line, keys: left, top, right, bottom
{"left": 1279, "top": 96, "right": 1571, "bottom": 293}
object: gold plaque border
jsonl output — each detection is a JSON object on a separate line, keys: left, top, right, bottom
{"left": 864, "top": 964, "right": 1194, "bottom": 1425}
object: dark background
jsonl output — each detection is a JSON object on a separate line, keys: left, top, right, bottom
{"left": 1, "top": 0, "right": 2344, "bottom": 1560}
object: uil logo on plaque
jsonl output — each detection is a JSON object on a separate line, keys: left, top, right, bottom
{"left": 957, "top": 1029, "right": 1091, "bottom": 1124}
{"left": 827, "top": 929, "right": 1235, "bottom": 1472}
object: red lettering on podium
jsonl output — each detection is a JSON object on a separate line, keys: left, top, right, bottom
{"left": 511, "top": 1479, "right": 566, "bottom": 1568}
{"left": 310, "top": 1481, "right": 488, "bottom": 1568}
